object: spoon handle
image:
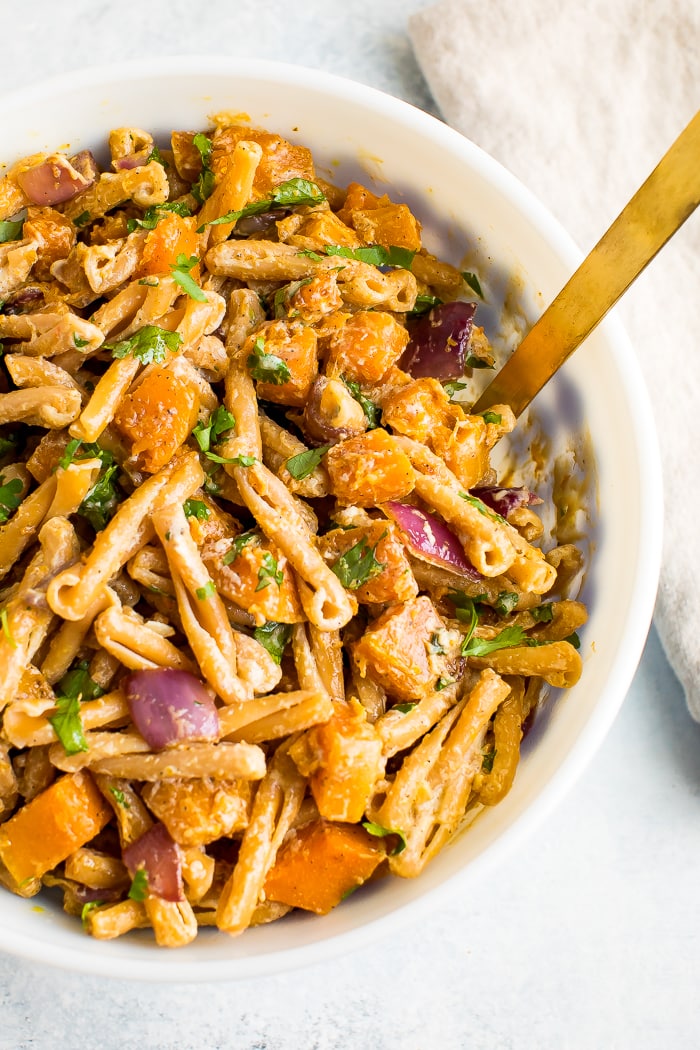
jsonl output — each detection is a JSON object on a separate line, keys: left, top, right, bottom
{"left": 472, "top": 109, "right": 700, "bottom": 417}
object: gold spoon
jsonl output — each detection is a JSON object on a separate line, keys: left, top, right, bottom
{"left": 472, "top": 109, "right": 700, "bottom": 417}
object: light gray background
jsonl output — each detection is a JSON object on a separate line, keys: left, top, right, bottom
{"left": 1, "top": 2, "right": 698, "bottom": 1048}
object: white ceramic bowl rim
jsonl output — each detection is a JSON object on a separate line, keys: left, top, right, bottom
{"left": 0, "top": 56, "right": 663, "bottom": 982}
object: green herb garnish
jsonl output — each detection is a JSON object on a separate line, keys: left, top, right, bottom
{"left": 145, "top": 145, "right": 166, "bottom": 166}
{"left": 443, "top": 380, "right": 469, "bottom": 400}
{"left": 126, "top": 200, "right": 192, "bottom": 232}
{"left": 0, "top": 474, "right": 23, "bottom": 523}
{"left": 331, "top": 534, "right": 385, "bottom": 590}
{"left": 324, "top": 244, "right": 415, "bottom": 269}
{"left": 361, "top": 821, "right": 407, "bottom": 855}
{"left": 481, "top": 748, "right": 496, "bottom": 773}
{"left": 462, "top": 625, "right": 532, "bottom": 659}
{"left": 79, "top": 463, "right": 120, "bottom": 532}
{"left": 195, "top": 580, "right": 216, "bottom": 600}
{"left": 256, "top": 552, "right": 283, "bottom": 592}
{"left": 128, "top": 868, "right": 149, "bottom": 902}
{"left": 183, "top": 498, "right": 210, "bottom": 521}
{"left": 435, "top": 676, "right": 455, "bottom": 691}
{"left": 108, "top": 325, "right": 182, "bottom": 365}
{"left": 394, "top": 702, "right": 418, "bottom": 714}
{"left": 565, "top": 631, "right": 581, "bottom": 650}
{"left": 296, "top": 248, "right": 323, "bottom": 261}
{"left": 408, "top": 293, "right": 443, "bottom": 317}
{"left": 0, "top": 219, "right": 23, "bottom": 242}
{"left": 480, "top": 411, "right": 502, "bottom": 425}
{"left": 459, "top": 492, "right": 505, "bottom": 523}
{"left": 462, "top": 271, "right": 484, "bottom": 299}
{"left": 81, "top": 901, "right": 105, "bottom": 928}
{"left": 0, "top": 607, "right": 16, "bottom": 648}
{"left": 247, "top": 336, "right": 291, "bottom": 385}
{"left": 223, "top": 530, "right": 258, "bottom": 565}
{"left": 530, "top": 603, "right": 554, "bottom": 623}
{"left": 253, "top": 621, "right": 292, "bottom": 665}
{"left": 492, "top": 591, "right": 520, "bottom": 617}
{"left": 56, "top": 661, "right": 104, "bottom": 704}
{"left": 73, "top": 211, "right": 91, "bottom": 228}
{"left": 191, "top": 133, "right": 215, "bottom": 204}
{"left": 170, "top": 253, "right": 207, "bottom": 302}
{"left": 285, "top": 445, "right": 330, "bottom": 480}
{"left": 203, "top": 177, "right": 326, "bottom": 229}
{"left": 204, "top": 451, "right": 255, "bottom": 467}
{"left": 108, "top": 787, "right": 130, "bottom": 809}
{"left": 48, "top": 695, "right": 88, "bottom": 756}
{"left": 342, "top": 377, "right": 380, "bottom": 428}
{"left": 192, "top": 405, "right": 236, "bottom": 453}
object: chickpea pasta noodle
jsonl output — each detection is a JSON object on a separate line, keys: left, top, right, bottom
{"left": 0, "top": 116, "right": 588, "bottom": 944}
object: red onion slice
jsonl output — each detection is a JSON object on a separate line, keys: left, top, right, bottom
{"left": 17, "top": 154, "right": 94, "bottom": 206}
{"left": 113, "top": 150, "right": 151, "bottom": 171}
{"left": 401, "top": 301, "right": 477, "bottom": 379}
{"left": 125, "top": 668, "right": 220, "bottom": 750}
{"left": 471, "top": 485, "right": 542, "bottom": 517}
{"left": 122, "top": 823, "right": 184, "bottom": 903}
{"left": 384, "top": 501, "right": 482, "bottom": 580}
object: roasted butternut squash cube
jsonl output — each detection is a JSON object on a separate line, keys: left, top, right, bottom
{"left": 142, "top": 778, "right": 251, "bottom": 847}
{"left": 293, "top": 210, "right": 360, "bottom": 248}
{"left": 325, "top": 428, "right": 415, "bottom": 507}
{"left": 326, "top": 310, "right": 409, "bottom": 384}
{"left": 205, "top": 530, "right": 304, "bottom": 626}
{"left": 246, "top": 320, "right": 318, "bottom": 407}
{"left": 337, "top": 181, "right": 422, "bottom": 251}
{"left": 137, "top": 212, "right": 199, "bottom": 278}
{"left": 263, "top": 819, "right": 385, "bottom": 915}
{"left": 113, "top": 366, "right": 200, "bottom": 473}
{"left": 0, "top": 771, "right": 112, "bottom": 884}
{"left": 302, "top": 701, "right": 384, "bottom": 823}
{"left": 443, "top": 416, "right": 491, "bottom": 489}
{"left": 382, "top": 377, "right": 464, "bottom": 448}
{"left": 23, "top": 206, "right": 75, "bottom": 281}
{"left": 285, "top": 271, "right": 343, "bottom": 323}
{"left": 353, "top": 595, "right": 447, "bottom": 702}
{"left": 212, "top": 125, "right": 315, "bottom": 196}
{"left": 318, "top": 520, "right": 418, "bottom": 604}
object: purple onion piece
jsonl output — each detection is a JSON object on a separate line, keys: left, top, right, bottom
{"left": 384, "top": 501, "right": 482, "bottom": 580}
{"left": 125, "top": 668, "right": 220, "bottom": 750}
{"left": 122, "top": 823, "right": 184, "bottom": 903}
{"left": 3, "top": 286, "right": 45, "bottom": 314}
{"left": 401, "top": 301, "right": 477, "bottom": 380}
{"left": 74, "top": 884, "right": 124, "bottom": 905}
{"left": 17, "top": 155, "right": 91, "bottom": 207}
{"left": 234, "top": 208, "right": 287, "bottom": 236}
{"left": 471, "top": 486, "right": 542, "bottom": 517}
{"left": 69, "top": 150, "right": 99, "bottom": 183}
{"left": 112, "top": 150, "right": 150, "bottom": 171}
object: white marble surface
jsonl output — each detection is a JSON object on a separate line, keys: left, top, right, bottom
{"left": 1, "top": 3, "right": 698, "bottom": 1047}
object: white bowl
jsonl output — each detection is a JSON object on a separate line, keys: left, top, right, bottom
{"left": 0, "top": 57, "right": 662, "bottom": 981}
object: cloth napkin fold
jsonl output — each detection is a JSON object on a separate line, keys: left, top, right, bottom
{"left": 408, "top": 0, "right": 700, "bottom": 719}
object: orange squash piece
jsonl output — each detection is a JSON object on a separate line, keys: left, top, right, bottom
{"left": 326, "top": 310, "right": 409, "bottom": 384}
{"left": 137, "top": 212, "right": 199, "bottom": 278}
{"left": 0, "top": 771, "right": 112, "bottom": 885}
{"left": 248, "top": 320, "right": 318, "bottom": 408}
{"left": 318, "top": 521, "right": 418, "bottom": 605}
{"left": 325, "top": 428, "right": 415, "bottom": 507}
{"left": 263, "top": 819, "right": 385, "bottom": 914}
{"left": 211, "top": 125, "right": 315, "bottom": 197}
{"left": 353, "top": 595, "right": 447, "bottom": 703}
{"left": 337, "top": 181, "right": 422, "bottom": 251}
{"left": 304, "top": 702, "right": 384, "bottom": 823}
{"left": 113, "top": 365, "right": 200, "bottom": 472}
{"left": 207, "top": 533, "right": 304, "bottom": 626}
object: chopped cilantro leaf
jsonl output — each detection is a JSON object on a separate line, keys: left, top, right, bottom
{"left": 435, "top": 676, "right": 455, "bottom": 691}
{"left": 530, "top": 603, "right": 555, "bottom": 623}
{"left": 126, "top": 200, "right": 192, "bottom": 232}
{"left": 192, "top": 405, "right": 236, "bottom": 453}
{"left": 462, "top": 625, "right": 532, "bottom": 659}
{"left": 108, "top": 787, "right": 130, "bottom": 809}
{"left": 0, "top": 607, "right": 16, "bottom": 648}
{"left": 0, "top": 473, "right": 23, "bottom": 523}
{"left": 408, "top": 293, "right": 443, "bottom": 317}
{"left": 73, "top": 334, "right": 90, "bottom": 348}
{"left": 73, "top": 211, "right": 91, "bottom": 228}
{"left": 48, "top": 694, "right": 88, "bottom": 755}
{"left": 492, "top": 591, "right": 520, "bottom": 617}
{"left": 203, "top": 177, "right": 326, "bottom": 229}
{"left": 565, "top": 631, "right": 581, "bottom": 650}
{"left": 462, "top": 271, "right": 484, "bottom": 299}
{"left": 170, "top": 253, "right": 207, "bottom": 302}
{"left": 481, "top": 748, "right": 496, "bottom": 773}
{"left": 0, "top": 435, "right": 16, "bottom": 458}
{"left": 465, "top": 355, "right": 494, "bottom": 370}
{"left": 183, "top": 498, "right": 210, "bottom": 521}
{"left": 195, "top": 580, "right": 216, "bottom": 600}
{"left": 247, "top": 336, "right": 291, "bottom": 385}
{"left": 145, "top": 144, "right": 166, "bottom": 166}
{"left": 285, "top": 445, "right": 330, "bottom": 480}
{"left": 480, "top": 411, "right": 502, "bottom": 425}
{"left": 0, "top": 219, "right": 24, "bottom": 242}
{"left": 223, "top": 530, "right": 258, "bottom": 565}
{"left": 447, "top": 590, "right": 482, "bottom": 649}
{"left": 128, "top": 868, "right": 149, "bottom": 902}
{"left": 331, "top": 534, "right": 385, "bottom": 590}
{"left": 342, "top": 377, "right": 380, "bottom": 428}
{"left": 324, "top": 244, "right": 415, "bottom": 269}
{"left": 81, "top": 901, "right": 104, "bottom": 927}
{"left": 108, "top": 325, "right": 182, "bottom": 365}
{"left": 256, "top": 551, "right": 283, "bottom": 592}
{"left": 253, "top": 621, "right": 292, "bottom": 665}
{"left": 394, "top": 702, "right": 418, "bottom": 714}
{"left": 443, "top": 380, "right": 469, "bottom": 400}
{"left": 460, "top": 491, "right": 505, "bottom": 523}
{"left": 204, "top": 451, "right": 255, "bottom": 466}
{"left": 296, "top": 248, "right": 323, "bottom": 261}
{"left": 361, "top": 821, "right": 407, "bottom": 855}
{"left": 191, "top": 133, "right": 215, "bottom": 204}
{"left": 57, "top": 661, "right": 104, "bottom": 704}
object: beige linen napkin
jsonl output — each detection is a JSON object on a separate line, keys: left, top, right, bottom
{"left": 409, "top": 0, "right": 700, "bottom": 719}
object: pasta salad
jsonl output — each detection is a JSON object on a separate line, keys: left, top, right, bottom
{"left": 0, "top": 118, "right": 586, "bottom": 945}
